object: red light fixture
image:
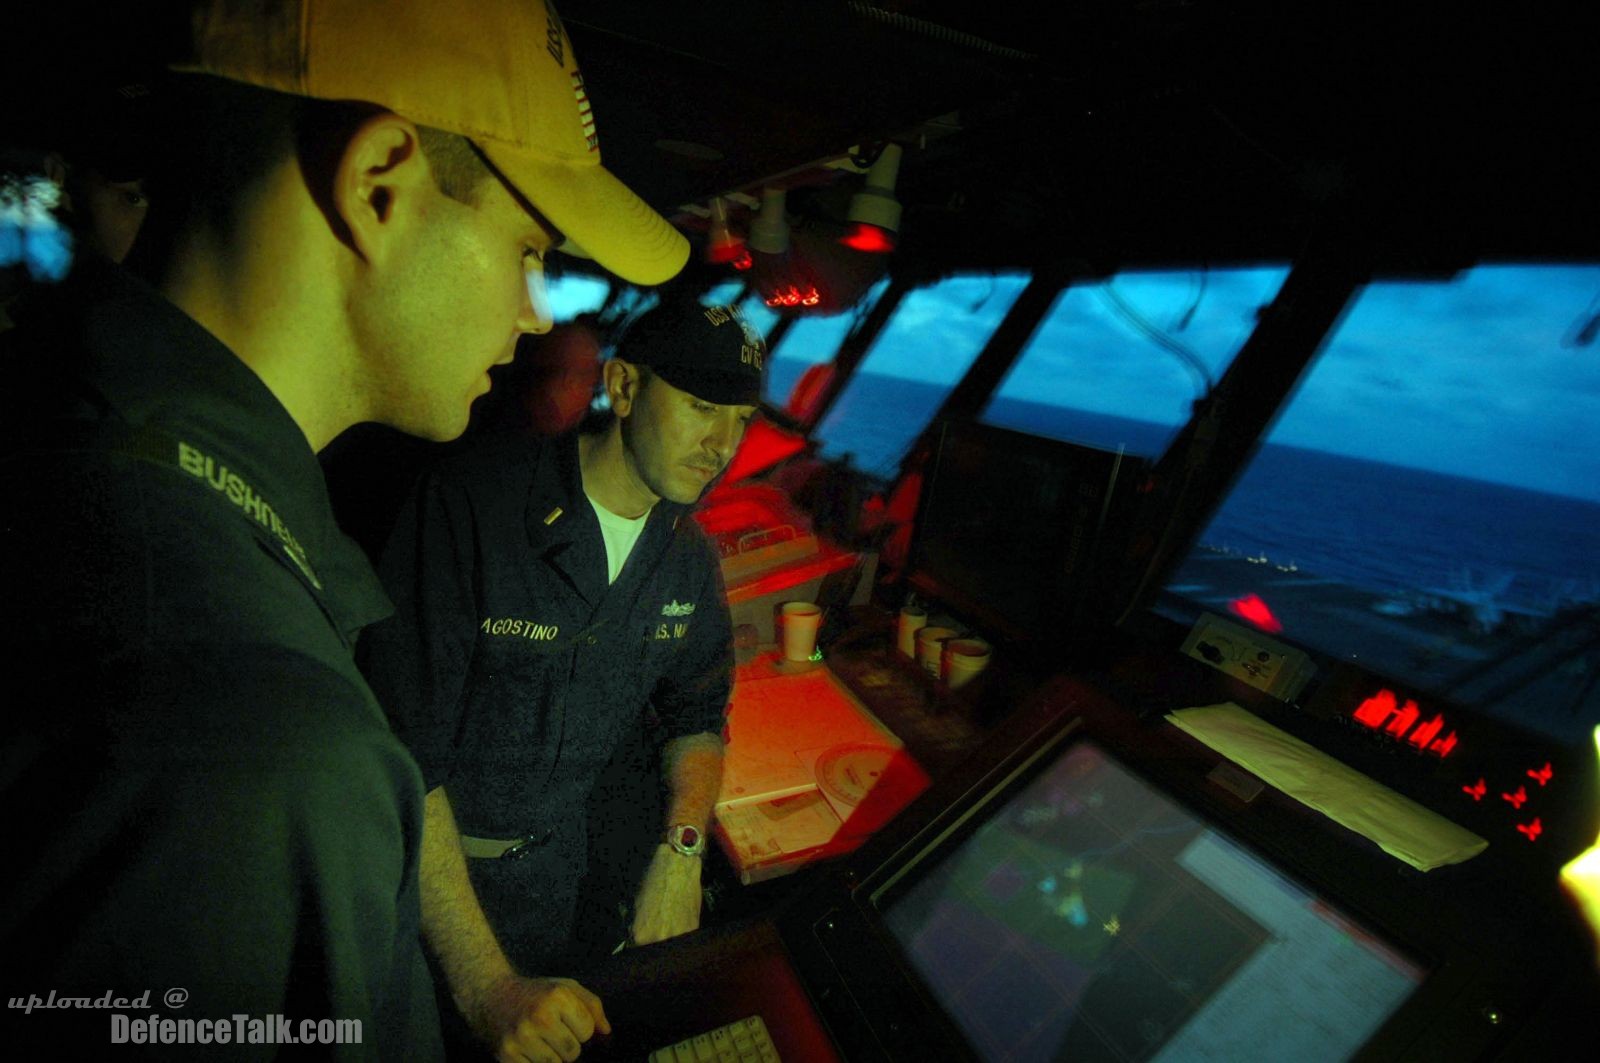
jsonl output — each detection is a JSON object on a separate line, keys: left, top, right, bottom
{"left": 839, "top": 143, "right": 903, "bottom": 251}
{"left": 763, "top": 284, "right": 821, "bottom": 308}
{"left": 748, "top": 188, "right": 790, "bottom": 255}
{"left": 1228, "top": 593, "right": 1283, "bottom": 633}
{"left": 840, "top": 221, "right": 896, "bottom": 253}
{"left": 706, "top": 238, "right": 746, "bottom": 264}
{"left": 704, "top": 196, "right": 746, "bottom": 265}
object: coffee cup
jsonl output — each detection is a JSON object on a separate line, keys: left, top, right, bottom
{"left": 896, "top": 605, "right": 928, "bottom": 657}
{"left": 915, "top": 626, "right": 958, "bottom": 678}
{"left": 780, "top": 601, "right": 824, "bottom": 662}
{"left": 943, "top": 637, "right": 992, "bottom": 689}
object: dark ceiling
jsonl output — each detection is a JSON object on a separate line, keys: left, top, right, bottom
{"left": 562, "top": 1, "right": 1600, "bottom": 279}
{"left": 9, "top": 2, "right": 1594, "bottom": 284}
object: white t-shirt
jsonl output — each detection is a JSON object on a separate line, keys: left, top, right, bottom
{"left": 587, "top": 492, "right": 652, "bottom": 584}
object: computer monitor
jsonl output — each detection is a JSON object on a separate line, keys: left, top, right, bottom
{"left": 876, "top": 737, "right": 1424, "bottom": 1061}
{"left": 906, "top": 419, "right": 1149, "bottom": 644}
{"left": 775, "top": 690, "right": 1519, "bottom": 1062}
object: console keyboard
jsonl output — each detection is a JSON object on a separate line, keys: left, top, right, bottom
{"left": 648, "top": 1015, "right": 780, "bottom": 1063}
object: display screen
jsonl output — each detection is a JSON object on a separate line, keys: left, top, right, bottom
{"left": 880, "top": 740, "right": 1426, "bottom": 1062}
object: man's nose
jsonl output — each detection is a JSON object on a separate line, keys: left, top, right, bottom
{"left": 704, "top": 411, "right": 742, "bottom": 462}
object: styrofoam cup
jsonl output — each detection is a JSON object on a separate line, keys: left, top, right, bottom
{"left": 780, "top": 601, "right": 823, "bottom": 661}
{"left": 896, "top": 606, "right": 928, "bottom": 657}
{"left": 915, "top": 626, "right": 959, "bottom": 677}
{"left": 943, "top": 638, "right": 992, "bottom": 689}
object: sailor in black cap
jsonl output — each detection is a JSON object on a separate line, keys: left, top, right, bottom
{"left": 361, "top": 299, "right": 764, "bottom": 1058}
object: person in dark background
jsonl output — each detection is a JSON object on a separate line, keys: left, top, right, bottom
{"left": 47, "top": 79, "right": 156, "bottom": 266}
{"left": 495, "top": 314, "right": 607, "bottom": 439}
{"left": 0, "top": 0, "right": 687, "bottom": 1057}
{"left": 1, "top": 78, "right": 155, "bottom": 331}
{"left": 361, "top": 300, "right": 764, "bottom": 1060}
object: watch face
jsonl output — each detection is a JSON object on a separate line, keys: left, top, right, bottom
{"left": 670, "top": 824, "right": 703, "bottom": 854}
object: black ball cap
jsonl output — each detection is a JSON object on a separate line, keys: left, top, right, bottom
{"left": 614, "top": 301, "right": 766, "bottom": 406}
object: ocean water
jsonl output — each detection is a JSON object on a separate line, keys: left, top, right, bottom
{"left": 766, "top": 361, "right": 1600, "bottom": 616}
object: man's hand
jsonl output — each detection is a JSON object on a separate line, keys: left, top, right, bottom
{"left": 629, "top": 843, "right": 704, "bottom": 946}
{"left": 470, "top": 972, "right": 610, "bottom": 1063}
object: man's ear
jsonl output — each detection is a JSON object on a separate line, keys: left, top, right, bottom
{"left": 606, "top": 359, "right": 643, "bottom": 418}
{"left": 330, "top": 113, "right": 429, "bottom": 265}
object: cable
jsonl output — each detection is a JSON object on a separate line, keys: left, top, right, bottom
{"left": 1174, "top": 266, "right": 1208, "bottom": 332}
{"left": 1098, "top": 282, "right": 1215, "bottom": 396}
{"left": 1562, "top": 283, "right": 1600, "bottom": 348}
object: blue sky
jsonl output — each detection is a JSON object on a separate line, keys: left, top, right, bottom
{"left": 1273, "top": 265, "right": 1600, "bottom": 502}
{"left": 550, "top": 264, "right": 1600, "bottom": 502}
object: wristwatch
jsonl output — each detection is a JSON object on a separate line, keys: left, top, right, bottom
{"left": 665, "top": 823, "right": 706, "bottom": 857}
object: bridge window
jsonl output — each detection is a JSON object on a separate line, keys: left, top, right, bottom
{"left": 979, "top": 267, "right": 1290, "bottom": 458}
{"left": 810, "top": 274, "right": 1031, "bottom": 478}
{"left": 1160, "top": 264, "right": 1600, "bottom": 743}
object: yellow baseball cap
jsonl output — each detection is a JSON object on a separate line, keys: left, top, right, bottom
{"left": 174, "top": 0, "right": 688, "bottom": 286}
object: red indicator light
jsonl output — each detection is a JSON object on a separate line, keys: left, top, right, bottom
{"left": 1384, "top": 699, "right": 1421, "bottom": 738}
{"left": 763, "top": 285, "right": 821, "bottom": 308}
{"left": 1428, "top": 731, "right": 1458, "bottom": 758}
{"left": 1462, "top": 778, "right": 1487, "bottom": 801}
{"left": 839, "top": 222, "right": 896, "bottom": 253}
{"left": 731, "top": 251, "right": 753, "bottom": 271}
{"left": 1516, "top": 817, "right": 1543, "bottom": 842}
{"left": 1227, "top": 593, "right": 1283, "bottom": 634}
{"left": 1407, "top": 714, "right": 1445, "bottom": 750}
{"left": 1528, "top": 763, "right": 1553, "bottom": 787}
{"left": 1353, "top": 690, "right": 1397, "bottom": 729}
{"left": 1501, "top": 786, "right": 1528, "bottom": 810}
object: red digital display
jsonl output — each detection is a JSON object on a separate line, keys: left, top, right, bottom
{"left": 1384, "top": 700, "right": 1420, "bottom": 737}
{"left": 1353, "top": 689, "right": 1397, "bottom": 728}
{"left": 1350, "top": 690, "right": 1558, "bottom": 845}
{"left": 1405, "top": 714, "right": 1444, "bottom": 750}
{"left": 1349, "top": 688, "right": 1457, "bottom": 758}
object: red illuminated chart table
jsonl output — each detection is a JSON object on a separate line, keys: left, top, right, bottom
{"left": 714, "top": 655, "right": 930, "bottom": 884}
